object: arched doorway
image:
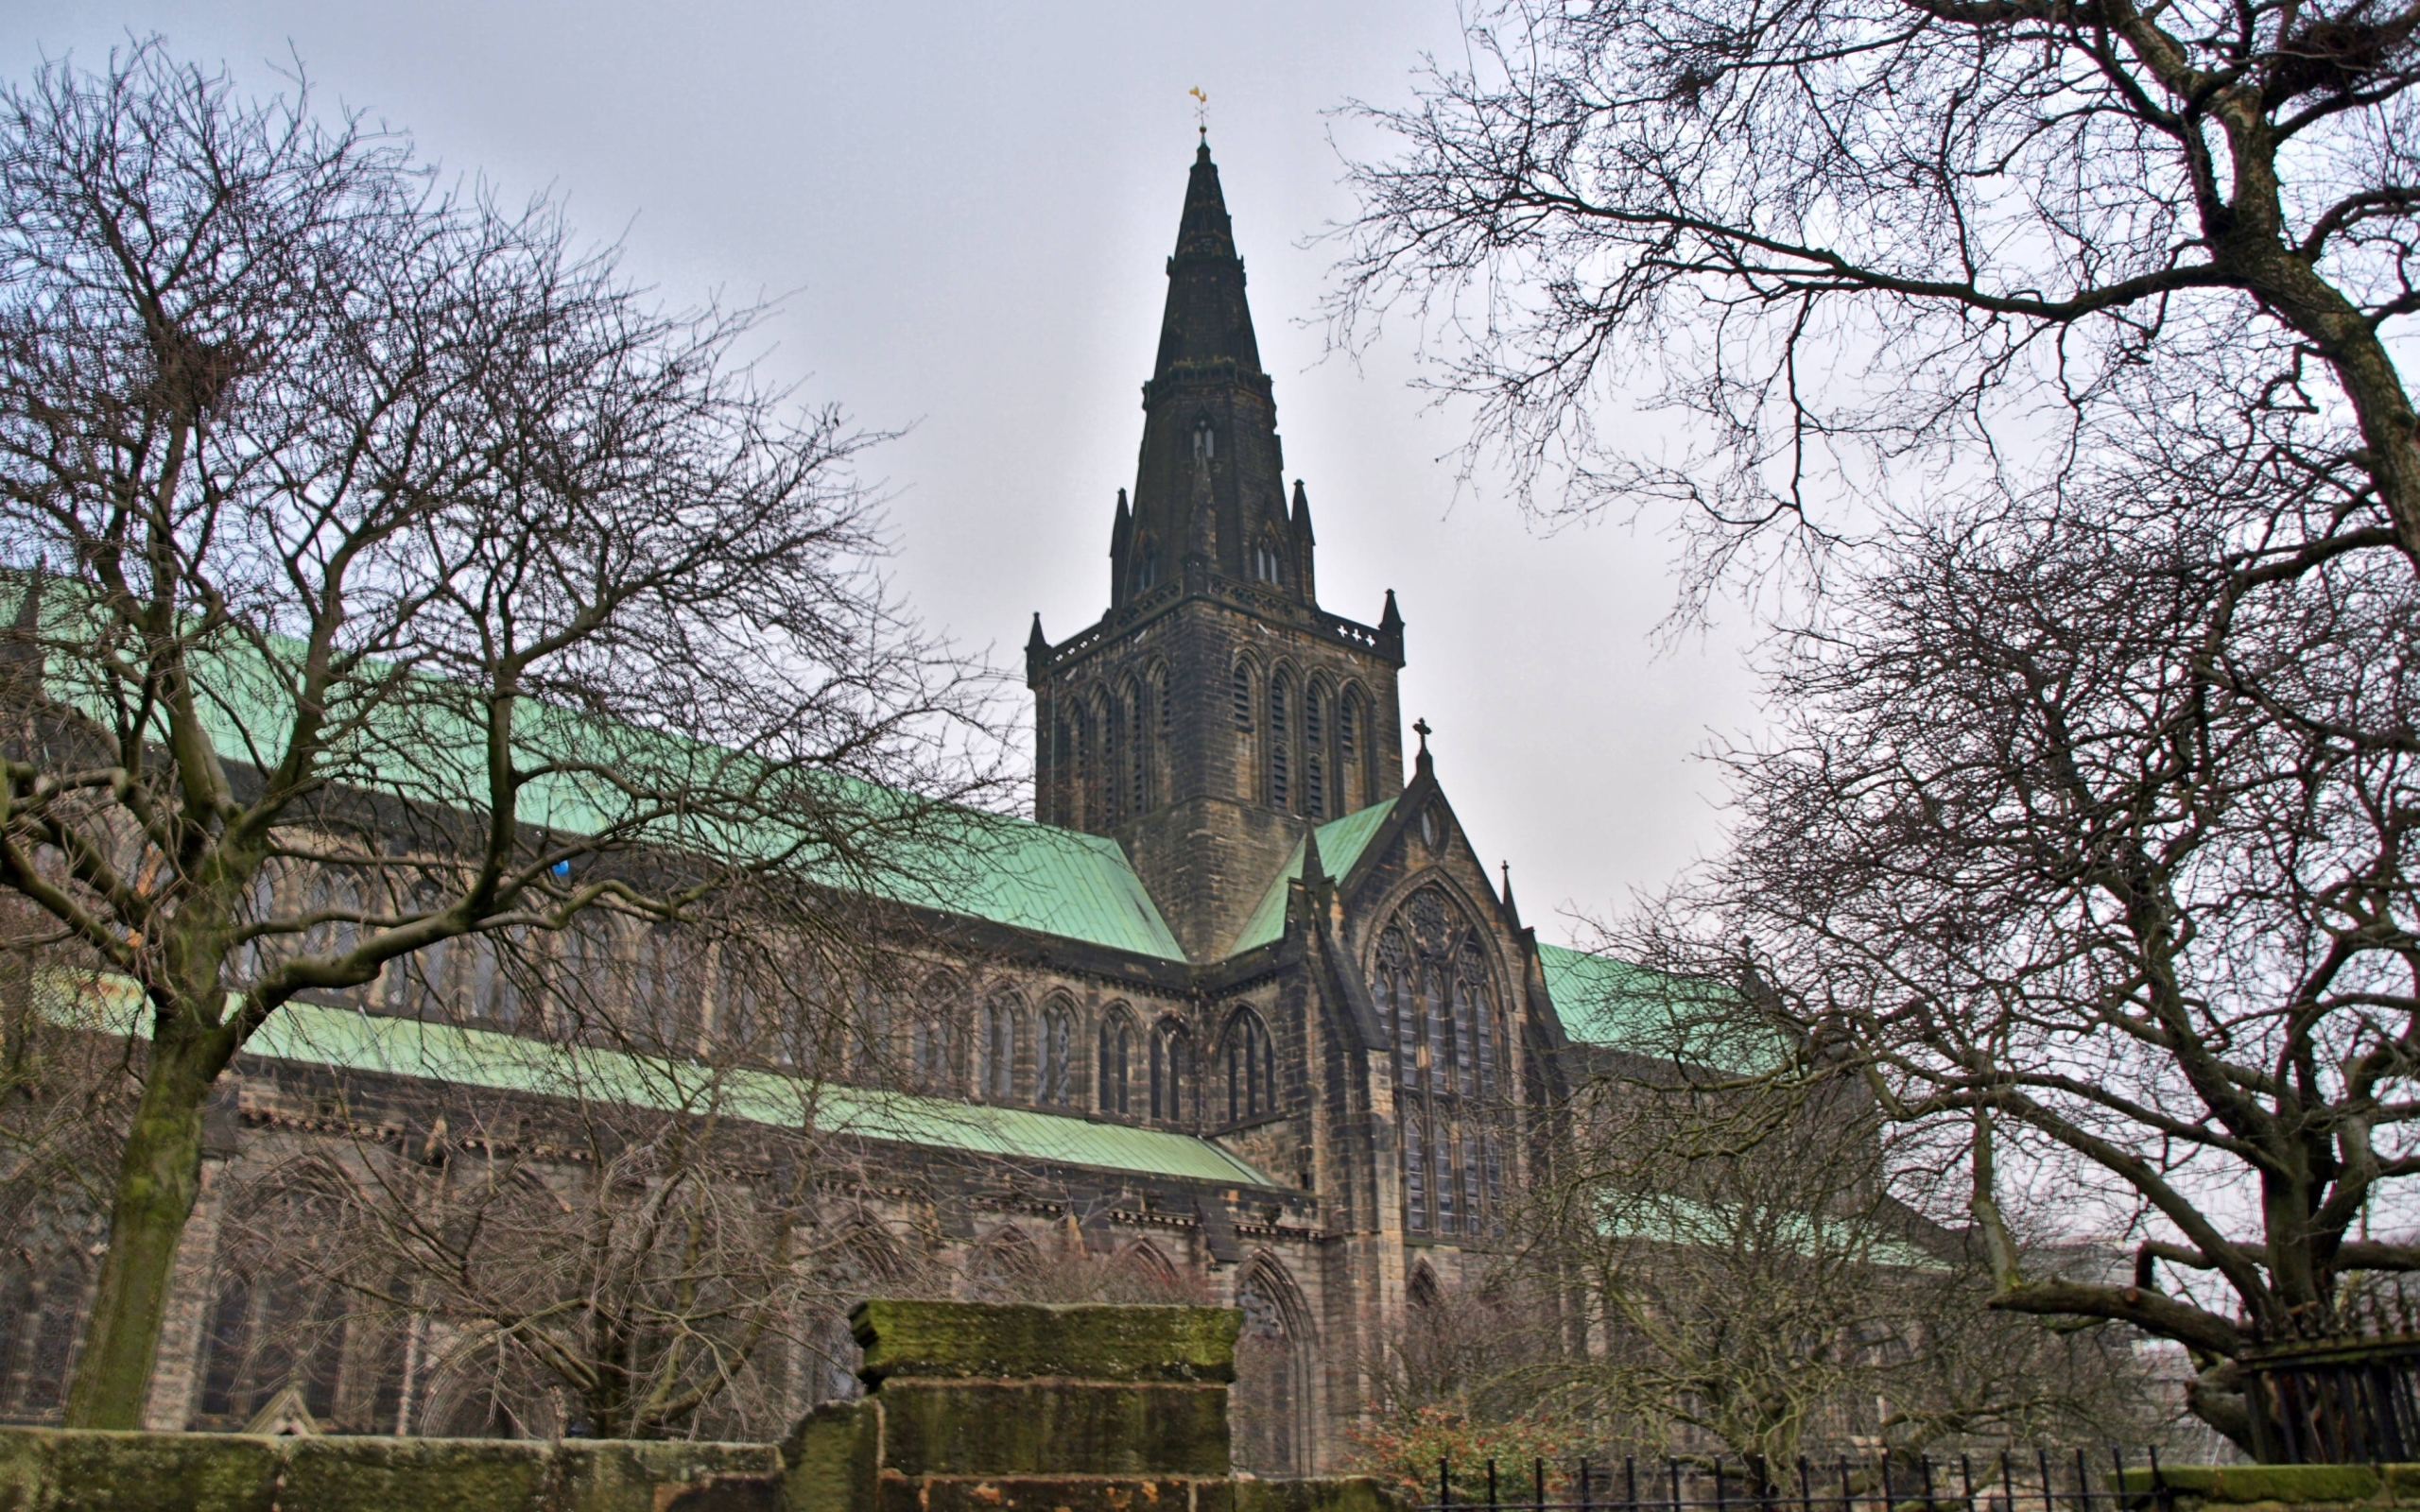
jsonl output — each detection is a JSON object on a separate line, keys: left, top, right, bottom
{"left": 1233, "top": 1254, "right": 1317, "bottom": 1476}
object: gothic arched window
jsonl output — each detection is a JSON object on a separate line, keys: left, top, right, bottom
{"left": 1220, "top": 1007, "right": 1276, "bottom": 1124}
{"left": 1192, "top": 417, "right": 1216, "bottom": 461}
{"left": 1339, "top": 691, "right": 1361, "bottom": 812}
{"left": 385, "top": 884, "right": 450, "bottom": 1019}
{"left": 1368, "top": 886, "right": 1507, "bottom": 1236}
{"left": 983, "top": 993, "right": 1019, "bottom": 1101}
{"left": 1095, "top": 689, "right": 1119, "bottom": 823}
{"left": 1150, "top": 1019, "right": 1191, "bottom": 1124}
{"left": 469, "top": 929, "right": 530, "bottom": 1031}
{"left": 1132, "top": 536, "right": 1161, "bottom": 593}
{"left": 1253, "top": 536, "right": 1283, "bottom": 585}
{"left": 913, "top": 1016, "right": 958, "bottom": 1092}
{"left": 1123, "top": 679, "right": 1148, "bottom": 815}
{"left": 1269, "top": 672, "right": 1291, "bottom": 809}
{"left": 914, "top": 974, "right": 964, "bottom": 1092}
{"left": 1232, "top": 662, "right": 1253, "bottom": 728}
{"left": 1098, "top": 1007, "right": 1135, "bottom": 1116}
{"left": 1039, "top": 998, "right": 1077, "bottom": 1107}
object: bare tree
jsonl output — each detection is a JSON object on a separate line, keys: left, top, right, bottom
{"left": 1329, "top": 0, "right": 2420, "bottom": 600}
{"left": 1370, "top": 1043, "right": 2161, "bottom": 1489}
{"left": 1620, "top": 477, "right": 2420, "bottom": 1452}
{"left": 0, "top": 43, "right": 994, "bottom": 1427}
{"left": 1543, "top": 1068, "right": 2161, "bottom": 1474}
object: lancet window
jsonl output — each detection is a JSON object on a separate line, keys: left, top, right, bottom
{"left": 1269, "top": 672, "right": 1291, "bottom": 809}
{"left": 983, "top": 994, "right": 1019, "bottom": 1101}
{"left": 1039, "top": 998, "right": 1077, "bottom": 1107}
{"left": 1220, "top": 1007, "right": 1276, "bottom": 1124}
{"left": 1370, "top": 885, "right": 1507, "bottom": 1236}
{"left": 1340, "top": 687, "right": 1370, "bottom": 812}
{"left": 1124, "top": 680, "right": 1148, "bottom": 816}
{"left": 1098, "top": 1007, "right": 1135, "bottom": 1116}
{"left": 1150, "top": 1019, "right": 1191, "bottom": 1124}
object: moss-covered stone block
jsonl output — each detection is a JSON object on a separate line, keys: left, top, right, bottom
{"left": 853, "top": 1299, "right": 1239, "bottom": 1384}
{"left": 2112, "top": 1465, "right": 2387, "bottom": 1505}
{"left": 0, "top": 1427, "right": 785, "bottom": 1512}
{"left": 874, "top": 1381, "right": 1231, "bottom": 1476}
{"left": 1237, "top": 1478, "right": 1415, "bottom": 1512}
{"left": 0, "top": 1428, "right": 283, "bottom": 1512}
{"left": 781, "top": 1400, "right": 882, "bottom": 1512}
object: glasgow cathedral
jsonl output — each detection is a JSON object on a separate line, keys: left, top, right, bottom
{"left": 2, "top": 142, "right": 1648, "bottom": 1473}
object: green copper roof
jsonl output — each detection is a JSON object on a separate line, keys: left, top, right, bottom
{"left": 885, "top": 816, "right": 1185, "bottom": 960}
{"left": 46, "top": 972, "right": 1271, "bottom": 1187}
{"left": 7, "top": 580, "right": 1184, "bottom": 962}
{"left": 1228, "top": 799, "right": 1398, "bottom": 955}
{"left": 1597, "top": 1189, "right": 1943, "bottom": 1270}
{"left": 1539, "top": 943, "right": 1738, "bottom": 1053}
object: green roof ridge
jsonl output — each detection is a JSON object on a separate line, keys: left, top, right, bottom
{"left": 1226, "top": 799, "right": 1397, "bottom": 956}
{"left": 42, "top": 971, "right": 1274, "bottom": 1187}
{"left": 5, "top": 579, "right": 1185, "bottom": 961}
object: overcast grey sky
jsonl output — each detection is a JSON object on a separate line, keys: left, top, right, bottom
{"left": 3, "top": 0, "right": 1764, "bottom": 947}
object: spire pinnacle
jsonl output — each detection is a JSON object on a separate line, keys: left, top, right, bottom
{"left": 1027, "top": 612, "right": 1047, "bottom": 653}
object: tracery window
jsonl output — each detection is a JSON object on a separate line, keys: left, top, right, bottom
{"left": 1369, "top": 886, "right": 1508, "bottom": 1236}
{"left": 1192, "top": 417, "right": 1216, "bottom": 461}
{"left": 1039, "top": 999, "right": 1077, "bottom": 1106}
{"left": 196, "top": 1178, "right": 369, "bottom": 1430}
{"left": 1253, "top": 536, "right": 1283, "bottom": 585}
{"left": 1132, "top": 537, "right": 1161, "bottom": 593}
{"left": 1220, "top": 1007, "right": 1276, "bottom": 1124}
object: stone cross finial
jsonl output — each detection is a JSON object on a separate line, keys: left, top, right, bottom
{"left": 1412, "top": 717, "right": 1431, "bottom": 754}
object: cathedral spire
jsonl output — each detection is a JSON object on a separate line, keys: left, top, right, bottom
{"left": 1124, "top": 142, "right": 1299, "bottom": 605}
{"left": 1154, "top": 142, "right": 1260, "bottom": 377}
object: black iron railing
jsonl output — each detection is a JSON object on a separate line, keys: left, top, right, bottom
{"left": 1423, "top": 1448, "right": 2170, "bottom": 1512}
{"left": 2241, "top": 1332, "right": 2420, "bottom": 1464}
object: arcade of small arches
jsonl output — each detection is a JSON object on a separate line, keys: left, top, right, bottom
{"left": 1231, "top": 657, "right": 1382, "bottom": 822}
{"left": 223, "top": 854, "right": 1295, "bottom": 1140}
{"left": 1047, "top": 662, "right": 1172, "bottom": 830}
{"left": 1045, "top": 659, "right": 1384, "bottom": 831}
{"left": 917, "top": 977, "right": 1284, "bottom": 1131}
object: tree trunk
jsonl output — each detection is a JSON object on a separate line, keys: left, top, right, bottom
{"left": 61, "top": 1028, "right": 221, "bottom": 1429}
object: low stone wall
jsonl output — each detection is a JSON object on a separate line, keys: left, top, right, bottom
{"left": 0, "top": 1300, "right": 1408, "bottom": 1512}
{"left": 2119, "top": 1463, "right": 2420, "bottom": 1512}
{"left": 0, "top": 1431, "right": 784, "bottom": 1511}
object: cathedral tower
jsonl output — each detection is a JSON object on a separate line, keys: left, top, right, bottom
{"left": 1028, "top": 140, "right": 1407, "bottom": 959}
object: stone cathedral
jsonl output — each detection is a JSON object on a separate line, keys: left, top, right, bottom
{"left": 1, "top": 143, "right": 1648, "bottom": 1473}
